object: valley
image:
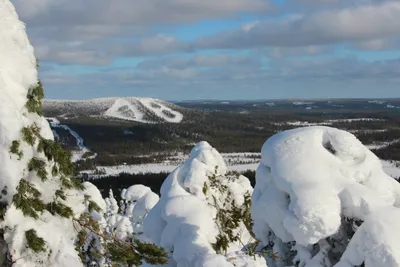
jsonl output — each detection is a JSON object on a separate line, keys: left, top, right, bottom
{"left": 43, "top": 97, "right": 400, "bottom": 196}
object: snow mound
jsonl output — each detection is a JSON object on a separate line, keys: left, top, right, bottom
{"left": 252, "top": 126, "right": 400, "bottom": 266}
{"left": 43, "top": 97, "right": 184, "bottom": 123}
{"left": 144, "top": 141, "right": 267, "bottom": 267}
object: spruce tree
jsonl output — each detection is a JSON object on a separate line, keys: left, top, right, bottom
{"left": 0, "top": 1, "right": 167, "bottom": 266}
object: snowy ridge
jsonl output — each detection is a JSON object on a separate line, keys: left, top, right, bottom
{"left": 43, "top": 97, "right": 184, "bottom": 123}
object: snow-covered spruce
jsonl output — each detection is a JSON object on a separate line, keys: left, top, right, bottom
{"left": 252, "top": 126, "right": 400, "bottom": 267}
{"left": 0, "top": 2, "right": 166, "bottom": 266}
{"left": 105, "top": 185, "right": 159, "bottom": 241}
{"left": 144, "top": 141, "right": 267, "bottom": 267}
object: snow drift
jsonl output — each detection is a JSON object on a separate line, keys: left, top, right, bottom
{"left": 252, "top": 126, "right": 400, "bottom": 267}
{"left": 144, "top": 141, "right": 267, "bottom": 267}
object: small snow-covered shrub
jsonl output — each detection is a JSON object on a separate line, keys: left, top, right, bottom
{"left": 144, "top": 141, "right": 267, "bottom": 267}
{"left": 105, "top": 185, "right": 159, "bottom": 240}
{"left": 252, "top": 126, "right": 400, "bottom": 267}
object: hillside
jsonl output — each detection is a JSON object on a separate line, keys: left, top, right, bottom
{"left": 42, "top": 99, "right": 400, "bottom": 172}
{"left": 43, "top": 97, "right": 191, "bottom": 123}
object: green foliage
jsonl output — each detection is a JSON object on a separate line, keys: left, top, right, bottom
{"left": 9, "top": 140, "right": 23, "bottom": 159}
{"left": 22, "top": 125, "right": 39, "bottom": 146}
{"left": 104, "top": 239, "right": 168, "bottom": 266}
{"left": 71, "top": 177, "right": 85, "bottom": 190}
{"left": 26, "top": 81, "right": 44, "bottom": 115}
{"left": 38, "top": 139, "right": 74, "bottom": 177}
{"left": 55, "top": 189, "right": 66, "bottom": 201}
{"left": 46, "top": 201, "right": 73, "bottom": 218}
{"left": 25, "top": 229, "right": 46, "bottom": 253}
{"left": 83, "top": 194, "right": 102, "bottom": 213}
{"left": 28, "top": 158, "right": 47, "bottom": 181}
{"left": 133, "top": 239, "right": 169, "bottom": 265}
{"left": 13, "top": 180, "right": 45, "bottom": 219}
{"left": 75, "top": 205, "right": 168, "bottom": 266}
{"left": 204, "top": 167, "right": 256, "bottom": 255}
{"left": 0, "top": 202, "right": 7, "bottom": 221}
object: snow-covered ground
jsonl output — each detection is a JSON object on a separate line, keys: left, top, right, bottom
{"left": 82, "top": 152, "right": 400, "bottom": 180}
{"left": 82, "top": 152, "right": 261, "bottom": 178}
{"left": 366, "top": 139, "right": 400, "bottom": 150}
{"left": 47, "top": 117, "right": 96, "bottom": 162}
{"left": 280, "top": 118, "right": 384, "bottom": 127}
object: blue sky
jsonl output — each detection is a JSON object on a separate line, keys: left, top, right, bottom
{"left": 11, "top": 0, "right": 400, "bottom": 100}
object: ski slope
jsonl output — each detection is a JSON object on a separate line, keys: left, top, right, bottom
{"left": 44, "top": 97, "right": 184, "bottom": 123}
{"left": 47, "top": 118, "right": 95, "bottom": 162}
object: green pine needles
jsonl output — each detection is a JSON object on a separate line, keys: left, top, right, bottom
{"left": 28, "top": 158, "right": 47, "bottom": 181}
{"left": 25, "top": 229, "right": 46, "bottom": 253}
{"left": 9, "top": 140, "right": 23, "bottom": 160}
{"left": 203, "top": 167, "right": 255, "bottom": 255}
{"left": 13, "top": 179, "right": 45, "bottom": 219}
{"left": 26, "top": 81, "right": 44, "bottom": 115}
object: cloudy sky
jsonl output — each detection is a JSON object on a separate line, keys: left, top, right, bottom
{"left": 12, "top": 0, "right": 400, "bottom": 100}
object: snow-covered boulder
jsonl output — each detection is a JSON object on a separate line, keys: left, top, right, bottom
{"left": 144, "top": 141, "right": 267, "bottom": 267}
{"left": 252, "top": 126, "right": 400, "bottom": 267}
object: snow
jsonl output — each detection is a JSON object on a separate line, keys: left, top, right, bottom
{"left": 368, "top": 100, "right": 386, "bottom": 104}
{"left": 144, "top": 141, "right": 266, "bottom": 267}
{"left": 281, "top": 118, "right": 384, "bottom": 127}
{"left": 335, "top": 207, "right": 400, "bottom": 267}
{"left": 104, "top": 185, "right": 158, "bottom": 241}
{"left": 44, "top": 97, "right": 184, "bottom": 124}
{"left": 293, "top": 102, "right": 314, "bottom": 105}
{"left": 0, "top": 2, "right": 99, "bottom": 266}
{"left": 366, "top": 139, "right": 400, "bottom": 150}
{"left": 252, "top": 126, "right": 400, "bottom": 266}
{"left": 105, "top": 98, "right": 148, "bottom": 123}
{"left": 387, "top": 104, "right": 398, "bottom": 109}
{"left": 139, "top": 98, "right": 183, "bottom": 123}
{"left": 47, "top": 117, "right": 95, "bottom": 162}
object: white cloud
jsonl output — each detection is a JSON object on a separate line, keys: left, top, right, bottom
{"left": 12, "top": 0, "right": 270, "bottom": 27}
{"left": 195, "top": 1, "right": 400, "bottom": 48}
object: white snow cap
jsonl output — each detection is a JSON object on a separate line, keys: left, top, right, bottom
{"left": 252, "top": 126, "right": 400, "bottom": 267}
{"left": 144, "top": 141, "right": 266, "bottom": 267}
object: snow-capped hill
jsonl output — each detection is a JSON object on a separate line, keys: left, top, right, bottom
{"left": 43, "top": 97, "right": 184, "bottom": 123}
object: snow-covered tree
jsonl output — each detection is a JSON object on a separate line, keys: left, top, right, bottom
{"left": 144, "top": 141, "right": 267, "bottom": 267}
{"left": 252, "top": 126, "right": 400, "bottom": 267}
{"left": 105, "top": 186, "right": 159, "bottom": 241}
{"left": 0, "top": 1, "right": 167, "bottom": 266}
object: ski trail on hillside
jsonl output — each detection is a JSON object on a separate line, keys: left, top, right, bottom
{"left": 104, "top": 98, "right": 149, "bottom": 123}
{"left": 47, "top": 117, "right": 96, "bottom": 162}
{"left": 139, "top": 98, "right": 183, "bottom": 123}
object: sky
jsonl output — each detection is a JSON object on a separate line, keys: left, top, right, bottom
{"left": 11, "top": 0, "right": 400, "bottom": 100}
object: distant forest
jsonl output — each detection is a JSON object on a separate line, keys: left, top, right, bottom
{"left": 53, "top": 108, "right": 400, "bottom": 169}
